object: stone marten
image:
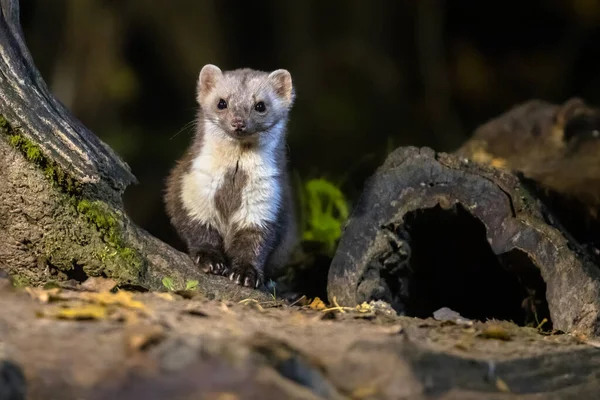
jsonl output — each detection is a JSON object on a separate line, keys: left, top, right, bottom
{"left": 164, "top": 64, "right": 298, "bottom": 288}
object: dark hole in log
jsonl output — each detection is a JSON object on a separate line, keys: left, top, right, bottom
{"left": 388, "top": 204, "right": 551, "bottom": 328}
{"left": 64, "top": 261, "right": 89, "bottom": 283}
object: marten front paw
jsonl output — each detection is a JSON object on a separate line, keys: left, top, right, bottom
{"left": 227, "top": 263, "right": 263, "bottom": 288}
{"left": 193, "top": 251, "right": 228, "bottom": 276}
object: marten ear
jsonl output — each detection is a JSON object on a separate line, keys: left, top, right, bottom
{"left": 268, "top": 69, "right": 294, "bottom": 105}
{"left": 198, "top": 64, "right": 223, "bottom": 96}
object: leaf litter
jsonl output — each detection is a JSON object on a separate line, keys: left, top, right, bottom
{"left": 26, "top": 278, "right": 148, "bottom": 322}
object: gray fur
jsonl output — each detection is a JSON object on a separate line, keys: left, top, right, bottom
{"left": 164, "top": 65, "right": 298, "bottom": 288}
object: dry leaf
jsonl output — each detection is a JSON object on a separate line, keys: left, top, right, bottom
{"left": 380, "top": 324, "right": 403, "bottom": 335}
{"left": 495, "top": 377, "right": 511, "bottom": 392}
{"left": 355, "top": 302, "right": 373, "bottom": 313}
{"left": 26, "top": 287, "right": 62, "bottom": 303}
{"left": 238, "top": 298, "right": 265, "bottom": 312}
{"left": 308, "top": 297, "right": 326, "bottom": 310}
{"left": 125, "top": 324, "right": 166, "bottom": 354}
{"left": 352, "top": 386, "right": 378, "bottom": 398}
{"left": 54, "top": 304, "right": 108, "bottom": 320}
{"left": 81, "top": 277, "right": 118, "bottom": 292}
{"left": 479, "top": 325, "right": 511, "bottom": 341}
{"left": 203, "top": 393, "right": 240, "bottom": 400}
{"left": 490, "top": 158, "right": 507, "bottom": 169}
{"left": 155, "top": 292, "right": 176, "bottom": 302}
{"left": 81, "top": 291, "right": 145, "bottom": 310}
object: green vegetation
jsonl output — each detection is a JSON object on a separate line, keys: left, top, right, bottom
{"left": 162, "top": 276, "right": 199, "bottom": 292}
{"left": 1, "top": 116, "right": 82, "bottom": 195}
{"left": 162, "top": 277, "right": 175, "bottom": 291}
{"left": 298, "top": 177, "right": 349, "bottom": 255}
{"left": 1, "top": 115, "right": 143, "bottom": 282}
{"left": 11, "top": 274, "right": 31, "bottom": 288}
{"left": 77, "top": 199, "right": 143, "bottom": 276}
{"left": 185, "top": 279, "right": 199, "bottom": 290}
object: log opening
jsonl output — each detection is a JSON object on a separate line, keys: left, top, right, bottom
{"left": 384, "top": 204, "right": 552, "bottom": 328}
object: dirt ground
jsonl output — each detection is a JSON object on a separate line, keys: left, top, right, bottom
{"left": 1, "top": 274, "right": 599, "bottom": 400}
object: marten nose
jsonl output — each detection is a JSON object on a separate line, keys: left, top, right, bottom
{"left": 231, "top": 117, "right": 246, "bottom": 131}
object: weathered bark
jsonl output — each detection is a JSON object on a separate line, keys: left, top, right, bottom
{"left": 456, "top": 98, "right": 600, "bottom": 210}
{"left": 455, "top": 98, "right": 600, "bottom": 260}
{"left": 3, "top": 277, "right": 600, "bottom": 400}
{"left": 327, "top": 146, "right": 600, "bottom": 337}
{"left": 0, "top": 0, "right": 270, "bottom": 301}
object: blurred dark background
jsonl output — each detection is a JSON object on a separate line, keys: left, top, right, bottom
{"left": 18, "top": 0, "right": 600, "bottom": 252}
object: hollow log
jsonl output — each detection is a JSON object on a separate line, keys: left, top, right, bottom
{"left": 327, "top": 146, "right": 600, "bottom": 337}
{"left": 0, "top": 0, "right": 270, "bottom": 301}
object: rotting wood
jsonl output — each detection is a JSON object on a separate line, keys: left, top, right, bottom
{"left": 327, "top": 146, "right": 600, "bottom": 337}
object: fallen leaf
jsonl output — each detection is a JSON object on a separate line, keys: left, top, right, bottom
{"left": 479, "top": 325, "right": 511, "bottom": 341}
{"left": 380, "top": 324, "right": 403, "bottom": 335}
{"left": 352, "top": 385, "right": 378, "bottom": 398}
{"left": 308, "top": 297, "right": 326, "bottom": 310}
{"left": 238, "top": 298, "right": 265, "bottom": 312}
{"left": 203, "top": 393, "right": 240, "bottom": 400}
{"left": 155, "top": 292, "right": 175, "bottom": 302}
{"left": 495, "top": 377, "right": 511, "bottom": 392}
{"left": 81, "top": 277, "right": 118, "bottom": 292}
{"left": 125, "top": 324, "right": 166, "bottom": 354}
{"left": 54, "top": 304, "right": 108, "bottom": 320}
{"left": 355, "top": 302, "right": 373, "bottom": 313}
{"left": 454, "top": 341, "right": 470, "bottom": 351}
{"left": 81, "top": 291, "right": 146, "bottom": 310}
{"left": 26, "top": 287, "right": 60, "bottom": 303}
{"left": 490, "top": 158, "right": 507, "bottom": 169}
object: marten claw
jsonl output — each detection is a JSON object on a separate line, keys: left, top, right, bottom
{"left": 227, "top": 264, "right": 262, "bottom": 288}
{"left": 208, "top": 262, "right": 226, "bottom": 275}
{"left": 194, "top": 252, "right": 228, "bottom": 276}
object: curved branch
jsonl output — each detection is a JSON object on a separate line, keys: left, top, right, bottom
{"left": 0, "top": 0, "right": 135, "bottom": 192}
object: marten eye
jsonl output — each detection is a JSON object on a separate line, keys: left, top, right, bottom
{"left": 217, "top": 99, "right": 227, "bottom": 110}
{"left": 254, "top": 101, "right": 266, "bottom": 113}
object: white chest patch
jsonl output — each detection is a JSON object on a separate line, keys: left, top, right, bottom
{"left": 180, "top": 124, "right": 282, "bottom": 236}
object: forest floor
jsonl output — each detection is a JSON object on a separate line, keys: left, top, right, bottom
{"left": 1, "top": 274, "right": 600, "bottom": 400}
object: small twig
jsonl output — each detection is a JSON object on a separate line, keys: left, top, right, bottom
{"left": 536, "top": 318, "right": 548, "bottom": 331}
{"left": 238, "top": 298, "right": 265, "bottom": 312}
{"left": 320, "top": 296, "right": 354, "bottom": 314}
{"left": 288, "top": 294, "right": 307, "bottom": 307}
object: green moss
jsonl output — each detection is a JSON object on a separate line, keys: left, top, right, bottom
{"left": 1, "top": 114, "right": 143, "bottom": 283}
{"left": 11, "top": 274, "right": 31, "bottom": 288}
{"left": 77, "top": 199, "right": 143, "bottom": 277}
{"left": 1, "top": 118, "right": 81, "bottom": 195}
{"left": 77, "top": 200, "right": 119, "bottom": 244}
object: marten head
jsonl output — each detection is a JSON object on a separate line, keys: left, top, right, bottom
{"left": 196, "top": 64, "right": 295, "bottom": 144}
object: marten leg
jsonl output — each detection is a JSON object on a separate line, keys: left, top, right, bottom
{"left": 186, "top": 223, "right": 228, "bottom": 275}
{"left": 224, "top": 225, "right": 276, "bottom": 288}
